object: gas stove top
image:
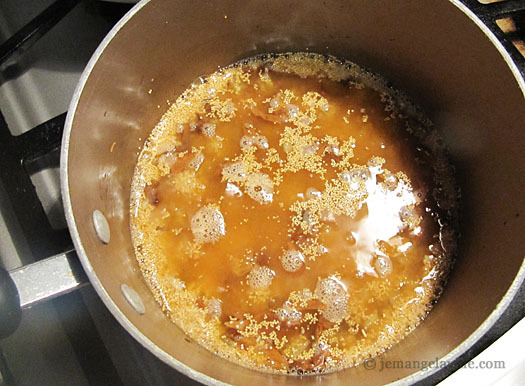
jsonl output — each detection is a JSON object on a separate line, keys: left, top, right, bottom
{"left": 0, "top": 1, "right": 523, "bottom": 385}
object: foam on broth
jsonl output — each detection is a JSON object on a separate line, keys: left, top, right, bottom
{"left": 130, "top": 53, "right": 459, "bottom": 374}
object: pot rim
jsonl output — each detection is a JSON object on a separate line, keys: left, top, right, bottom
{"left": 60, "top": 1, "right": 525, "bottom": 385}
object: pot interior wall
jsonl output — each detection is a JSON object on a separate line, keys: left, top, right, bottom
{"left": 65, "top": 0, "right": 525, "bottom": 384}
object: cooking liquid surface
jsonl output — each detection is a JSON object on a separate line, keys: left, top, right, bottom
{"left": 131, "top": 53, "right": 458, "bottom": 374}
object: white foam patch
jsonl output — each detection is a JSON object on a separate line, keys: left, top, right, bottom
{"left": 172, "top": 278, "right": 186, "bottom": 290}
{"left": 221, "top": 161, "right": 247, "bottom": 183}
{"left": 315, "top": 276, "right": 349, "bottom": 323}
{"left": 240, "top": 135, "right": 269, "bottom": 150}
{"left": 305, "top": 187, "right": 322, "bottom": 200}
{"left": 374, "top": 254, "right": 393, "bottom": 277}
{"left": 247, "top": 266, "right": 275, "bottom": 289}
{"left": 285, "top": 104, "right": 299, "bottom": 120}
{"left": 280, "top": 250, "right": 304, "bottom": 272}
{"left": 190, "top": 205, "right": 226, "bottom": 244}
{"left": 245, "top": 173, "right": 274, "bottom": 204}
{"left": 200, "top": 123, "right": 216, "bottom": 137}
{"left": 269, "top": 94, "right": 280, "bottom": 109}
{"left": 275, "top": 301, "right": 302, "bottom": 326}
{"left": 188, "top": 151, "right": 205, "bottom": 171}
{"left": 340, "top": 167, "right": 371, "bottom": 185}
{"left": 206, "top": 297, "right": 222, "bottom": 319}
{"left": 225, "top": 181, "right": 243, "bottom": 197}
{"left": 323, "top": 296, "right": 349, "bottom": 324}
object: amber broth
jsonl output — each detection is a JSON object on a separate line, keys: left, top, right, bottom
{"left": 130, "top": 53, "right": 458, "bottom": 374}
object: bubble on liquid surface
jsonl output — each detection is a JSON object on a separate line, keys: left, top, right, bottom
{"left": 323, "top": 294, "right": 349, "bottom": 323}
{"left": 315, "top": 276, "right": 349, "bottom": 323}
{"left": 247, "top": 266, "right": 275, "bottom": 289}
{"left": 200, "top": 123, "right": 216, "bottom": 137}
{"left": 269, "top": 94, "right": 280, "bottom": 109}
{"left": 305, "top": 187, "right": 322, "bottom": 200}
{"left": 191, "top": 205, "right": 226, "bottom": 244}
{"left": 188, "top": 151, "right": 205, "bottom": 171}
{"left": 286, "top": 104, "right": 300, "bottom": 120}
{"left": 374, "top": 254, "right": 393, "bottom": 277}
{"left": 240, "top": 135, "right": 269, "bottom": 150}
{"left": 275, "top": 301, "right": 302, "bottom": 326}
{"left": 382, "top": 171, "right": 398, "bottom": 191}
{"left": 222, "top": 161, "right": 247, "bottom": 183}
{"left": 280, "top": 250, "right": 305, "bottom": 272}
{"left": 340, "top": 167, "right": 371, "bottom": 184}
{"left": 206, "top": 298, "right": 222, "bottom": 319}
{"left": 245, "top": 172, "right": 274, "bottom": 204}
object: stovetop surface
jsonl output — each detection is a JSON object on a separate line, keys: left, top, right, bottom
{"left": 0, "top": 1, "right": 523, "bottom": 386}
{"left": 0, "top": 2, "right": 197, "bottom": 385}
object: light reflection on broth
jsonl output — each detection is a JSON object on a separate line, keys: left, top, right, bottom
{"left": 130, "top": 53, "right": 459, "bottom": 374}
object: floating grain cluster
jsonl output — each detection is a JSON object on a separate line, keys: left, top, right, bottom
{"left": 130, "top": 53, "right": 459, "bottom": 374}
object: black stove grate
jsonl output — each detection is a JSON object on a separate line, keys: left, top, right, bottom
{"left": 463, "top": 0, "right": 525, "bottom": 75}
{"left": 0, "top": 111, "right": 71, "bottom": 262}
{"left": 0, "top": 0, "right": 81, "bottom": 72}
{"left": 0, "top": 2, "right": 134, "bottom": 385}
{"left": 0, "top": 0, "right": 82, "bottom": 262}
{"left": 0, "top": 0, "right": 134, "bottom": 263}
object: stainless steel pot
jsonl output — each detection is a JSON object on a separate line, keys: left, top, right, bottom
{"left": 3, "top": 0, "right": 525, "bottom": 384}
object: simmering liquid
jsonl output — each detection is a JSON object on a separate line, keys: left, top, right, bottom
{"left": 130, "top": 53, "right": 459, "bottom": 374}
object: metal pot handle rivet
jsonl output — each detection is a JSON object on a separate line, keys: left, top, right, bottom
{"left": 120, "top": 284, "right": 146, "bottom": 314}
{"left": 93, "top": 209, "right": 111, "bottom": 244}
